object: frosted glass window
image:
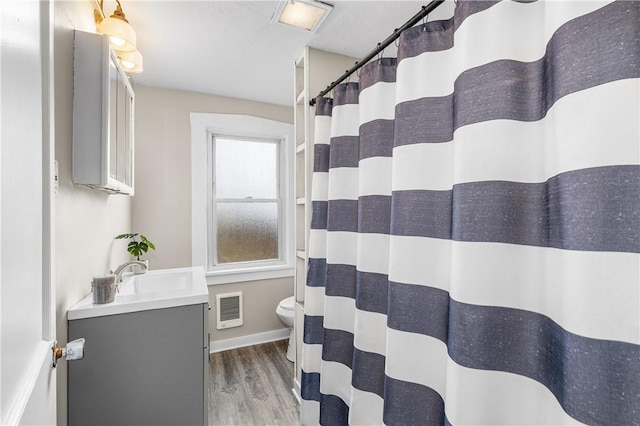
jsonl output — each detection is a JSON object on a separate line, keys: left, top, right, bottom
{"left": 215, "top": 138, "right": 278, "bottom": 199}
{"left": 216, "top": 203, "right": 278, "bottom": 263}
{"left": 211, "top": 136, "right": 281, "bottom": 266}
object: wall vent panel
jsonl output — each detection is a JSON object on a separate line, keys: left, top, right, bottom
{"left": 216, "top": 292, "right": 243, "bottom": 329}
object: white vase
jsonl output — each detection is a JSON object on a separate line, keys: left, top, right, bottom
{"left": 133, "top": 259, "right": 149, "bottom": 274}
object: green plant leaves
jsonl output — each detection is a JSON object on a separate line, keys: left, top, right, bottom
{"left": 140, "top": 235, "right": 156, "bottom": 250}
{"left": 116, "top": 233, "right": 156, "bottom": 261}
{"left": 115, "top": 233, "right": 138, "bottom": 240}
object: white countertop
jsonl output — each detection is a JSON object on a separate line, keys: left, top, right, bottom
{"left": 67, "top": 267, "right": 209, "bottom": 320}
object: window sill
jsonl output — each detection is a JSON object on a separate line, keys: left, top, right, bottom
{"left": 205, "top": 264, "right": 295, "bottom": 286}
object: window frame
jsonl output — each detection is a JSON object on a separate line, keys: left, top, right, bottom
{"left": 207, "top": 134, "right": 283, "bottom": 270}
{"left": 191, "top": 113, "right": 295, "bottom": 286}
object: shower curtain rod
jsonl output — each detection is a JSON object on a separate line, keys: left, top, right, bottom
{"left": 309, "top": 0, "right": 445, "bottom": 106}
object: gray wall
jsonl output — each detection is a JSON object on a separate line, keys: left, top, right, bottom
{"left": 54, "top": 2, "right": 132, "bottom": 424}
{"left": 133, "top": 85, "right": 295, "bottom": 341}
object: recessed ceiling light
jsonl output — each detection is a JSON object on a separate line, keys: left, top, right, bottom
{"left": 273, "top": 0, "right": 333, "bottom": 32}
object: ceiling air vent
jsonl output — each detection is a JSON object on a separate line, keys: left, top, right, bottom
{"left": 216, "top": 292, "right": 243, "bottom": 329}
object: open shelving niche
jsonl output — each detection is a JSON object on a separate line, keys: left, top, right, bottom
{"left": 292, "top": 46, "right": 359, "bottom": 402}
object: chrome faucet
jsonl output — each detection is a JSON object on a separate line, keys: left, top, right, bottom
{"left": 112, "top": 261, "right": 148, "bottom": 283}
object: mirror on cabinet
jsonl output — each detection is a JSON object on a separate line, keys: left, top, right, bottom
{"left": 108, "top": 52, "right": 134, "bottom": 190}
{"left": 73, "top": 30, "right": 134, "bottom": 195}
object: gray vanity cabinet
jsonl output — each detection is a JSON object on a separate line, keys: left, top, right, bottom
{"left": 68, "top": 303, "right": 209, "bottom": 425}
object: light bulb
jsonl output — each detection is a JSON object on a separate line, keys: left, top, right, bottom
{"left": 121, "top": 60, "right": 135, "bottom": 69}
{"left": 116, "top": 49, "right": 143, "bottom": 74}
{"left": 109, "top": 36, "right": 126, "bottom": 47}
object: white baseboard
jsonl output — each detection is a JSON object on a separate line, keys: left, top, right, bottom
{"left": 210, "top": 328, "right": 290, "bottom": 353}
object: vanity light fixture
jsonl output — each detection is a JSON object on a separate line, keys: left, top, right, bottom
{"left": 118, "top": 49, "right": 144, "bottom": 74}
{"left": 96, "top": 0, "right": 136, "bottom": 52}
{"left": 94, "top": 0, "right": 144, "bottom": 74}
{"left": 273, "top": 0, "right": 333, "bottom": 32}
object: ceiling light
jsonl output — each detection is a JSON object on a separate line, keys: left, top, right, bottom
{"left": 274, "top": 0, "right": 333, "bottom": 32}
{"left": 96, "top": 0, "right": 137, "bottom": 52}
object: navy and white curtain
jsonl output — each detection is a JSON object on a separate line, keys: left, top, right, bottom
{"left": 300, "top": 1, "right": 639, "bottom": 425}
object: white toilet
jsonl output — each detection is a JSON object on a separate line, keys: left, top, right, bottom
{"left": 276, "top": 296, "right": 295, "bottom": 362}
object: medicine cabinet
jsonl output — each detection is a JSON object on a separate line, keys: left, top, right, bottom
{"left": 72, "top": 30, "right": 134, "bottom": 195}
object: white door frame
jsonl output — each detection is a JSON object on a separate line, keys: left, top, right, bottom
{"left": 1, "top": 1, "right": 56, "bottom": 424}
{"left": 41, "top": 0, "right": 56, "bottom": 349}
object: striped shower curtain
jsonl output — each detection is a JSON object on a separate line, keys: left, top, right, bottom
{"left": 300, "top": 1, "right": 639, "bottom": 425}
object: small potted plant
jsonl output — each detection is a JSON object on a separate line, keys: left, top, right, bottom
{"left": 115, "top": 233, "right": 156, "bottom": 273}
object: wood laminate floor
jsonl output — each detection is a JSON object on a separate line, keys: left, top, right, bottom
{"left": 209, "top": 340, "right": 299, "bottom": 426}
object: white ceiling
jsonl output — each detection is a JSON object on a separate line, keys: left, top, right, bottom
{"left": 121, "top": 1, "right": 455, "bottom": 107}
